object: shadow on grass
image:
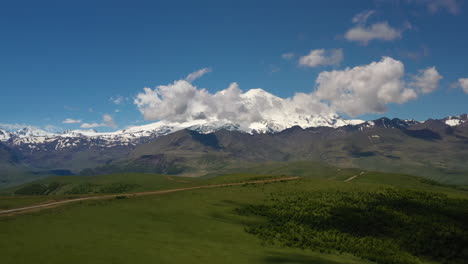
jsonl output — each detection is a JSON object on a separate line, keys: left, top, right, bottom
{"left": 209, "top": 199, "right": 264, "bottom": 225}
{"left": 264, "top": 252, "right": 358, "bottom": 264}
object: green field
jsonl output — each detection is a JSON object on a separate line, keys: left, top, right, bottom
{"left": 1, "top": 165, "right": 467, "bottom": 264}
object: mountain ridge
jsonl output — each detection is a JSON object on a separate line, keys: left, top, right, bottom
{"left": 1, "top": 113, "right": 468, "bottom": 187}
{"left": 1, "top": 113, "right": 467, "bottom": 152}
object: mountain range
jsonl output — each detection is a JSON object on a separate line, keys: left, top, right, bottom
{"left": 1, "top": 113, "right": 467, "bottom": 187}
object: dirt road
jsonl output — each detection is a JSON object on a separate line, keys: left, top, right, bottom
{"left": 344, "top": 172, "right": 365, "bottom": 182}
{"left": 0, "top": 176, "right": 299, "bottom": 216}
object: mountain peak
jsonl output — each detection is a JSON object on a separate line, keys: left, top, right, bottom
{"left": 15, "top": 127, "right": 52, "bottom": 138}
{"left": 243, "top": 88, "right": 277, "bottom": 98}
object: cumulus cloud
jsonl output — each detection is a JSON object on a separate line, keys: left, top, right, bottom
{"left": 62, "top": 118, "right": 82, "bottom": 124}
{"left": 410, "top": 67, "right": 442, "bottom": 94}
{"left": 81, "top": 114, "right": 117, "bottom": 129}
{"left": 313, "top": 57, "right": 440, "bottom": 116}
{"left": 299, "top": 49, "right": 344, "bottom": 68}
{"left": 134, "top": 58, "right": 441, "bottom": 122}
{"left": 344, "top": 10, "right": 404, "bottom": 45}
{"left": 134, "top": 81, "right": 331, "bottom": 125}
{"left": 345, "top": 22, "right": 402, "bottom": 45}
{"left": 185, "top": 68, "right": 212, "bottom": 83}
{"left": 281, "top": 52, "right": 295, "bottom": 60}
{"left": 457, "top": 78, "right": 468, "bottom": 93}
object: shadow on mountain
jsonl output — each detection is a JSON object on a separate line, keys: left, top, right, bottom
{"left": 403, "top": 129, "right": 441, "bottom": 140}
{"left": 188, "top": 130, "right": 222, "bottom": 149}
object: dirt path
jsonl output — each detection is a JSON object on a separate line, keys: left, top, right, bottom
{"left": 344, "top": 172, "right": 365, "bottom": 182}
{"left": 0, "top": 177, "right": 299, "bottom": 216}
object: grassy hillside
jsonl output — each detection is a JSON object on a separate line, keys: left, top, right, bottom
{"left": 0, "top": 143, "right": 46, "bottom": 188}
{"left": 1, "top": 165, "right": 468, "bottom": 264}
{"left": 82, "top": 127, "right": 468, "bottom": 185}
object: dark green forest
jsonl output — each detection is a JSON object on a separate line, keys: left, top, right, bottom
{"left": 237, "top": 188, "right": 468, "bottom": 264}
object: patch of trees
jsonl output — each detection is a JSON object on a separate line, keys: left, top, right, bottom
{"left": 65, "top": 183, "right": 139, "bottom": 194}
{"left": 14, "top": 182, "right": 139, "bottom": 195}
{"left": 15, "top": 182, "right": 62, "bottom": 195}
{"left": 237, "top": 189, "right": 468, "bottom": 264}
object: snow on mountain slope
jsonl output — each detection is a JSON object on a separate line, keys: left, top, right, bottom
{"left": 444, "top": 114, "right": 468, "bottom": 127}
{"left": 248, "top": 113, "right": 364, "bottom": 134}
{"left": 1, "top": 113, "right": 467, "bottom": 151}
{"left": 0, "top": 114, "right": 364, "bottom": 151}
{"left": 0, "top": 129, "right": 12, "bottom": 141}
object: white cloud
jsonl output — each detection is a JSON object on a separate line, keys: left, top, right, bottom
{"left": 81, "top": 114, "right": 117, "bottom": 129}
{"left": 0, "top": 123, "right": 60, "bottom": 133}
{"left": 110, "top": 95, "right": 126, "bottom": 105}
{"left": 425, "top": 0, "right": 461, "bottom": 14}
{"left": 352, "top": 10, "right": 375, "bottom": 24}
{"left": 345, "top": 22, "right": 401, "bottom": 45}
{"left": 80, "top": 123, "right": 103, "bottom": 129}
{"left": 345, "top": 11, "right": 404, "bottom": 45}
{"left": 404, "top": 0, "right": 461, "bottom": 14}
{"left": 299, "top": 49, "right": 344, "bottom": 68}
{"left": 135, "top": 58, "right": 440, "bottom": 121}
{"left": 134, "top": 81, "right": 331, "bottom": 125}
{"left": 44, "top": 125, "right": 62, "bottom": 133}
{"left": 458, "top": 78, "right": 468, "bottom": 93}
{"left": 281, "top": 52, "right": 295, "bottom": 60}
{"left": 185, "top": 67, "right": 212, "bottom": 83}
{"left": 62, "top": 118, "right": 82, "bottom": 124}
{"left": 0, "top": 123, "right": 30, "bottom": 131}
{"left": 103, "top": 114, "right": 117, "bottom": 128}
{"left": 410, "top": 67, "right": 442, "bottom": 94}
{"left": 313, "top": 57, "right": 440, "bottom": 117}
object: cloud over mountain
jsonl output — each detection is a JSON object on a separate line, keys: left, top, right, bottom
{"left": 134, "top": 81, "right": 332, "bottom": 125}
{"left": 81, "top": 114, "right": 117, "bottom": 129}
{"left": 135, "top": 59, "right": 442, "bottom": 122}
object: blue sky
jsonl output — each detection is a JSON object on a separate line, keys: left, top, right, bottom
{"left": 0, "top": 0, "right": 467, "bottom": 132}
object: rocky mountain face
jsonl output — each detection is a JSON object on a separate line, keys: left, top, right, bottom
{"left": 83, "top": 114, "right": 468, "bottom": 185}
{"left": 0, "top": 114, "right": 467, "bottom": 187}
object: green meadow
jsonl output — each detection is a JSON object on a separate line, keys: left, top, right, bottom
{"left": 1, "top": 165, "right": 467, "bottom": 264}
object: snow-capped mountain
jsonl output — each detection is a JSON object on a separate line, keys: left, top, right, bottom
{"left": 0, "top": 114, "right": 364, "bottom": 151}
{"left": 2, "top": 113, "right": 466, "bottom": 152}
{"left": 0, "top": 129, "right": 12, "bottom": 141}
{"left": 443, "top": 114, "right": 468, "bottom": 127}
{"left": 356, "top": 117, "right": 421, "bottom": 130}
